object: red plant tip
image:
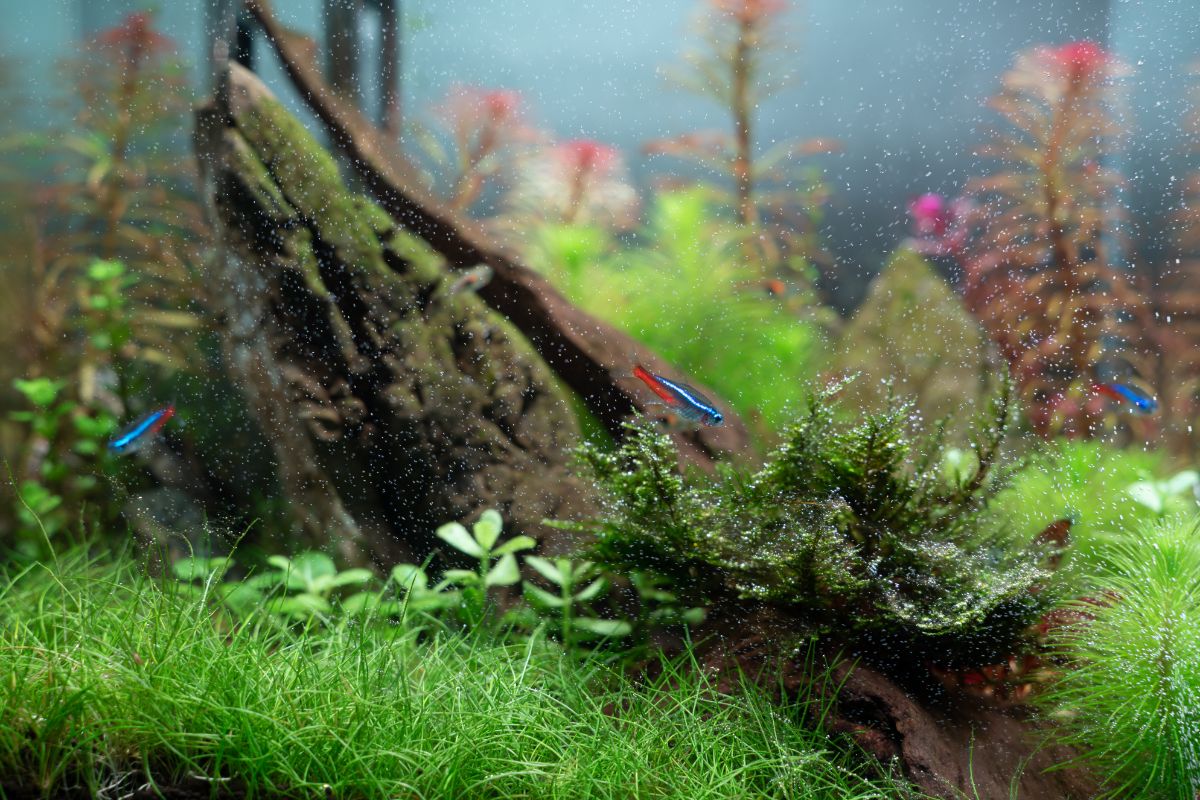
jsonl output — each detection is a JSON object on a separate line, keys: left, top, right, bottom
{"left": 95, "top": 11, "right": 172, "bottom": 58}
{"left": 482, "top": 89, "right": 522, "bottom": 123}
{"left": 1046, "top": 40, "right": 1109, "bottom": 82}
{"left": 556, "top": 139, "right": 619, "bottom": 176}
{"left": 435, "top": 85, "right": 526, "bottom": 132}
{"left": 710, "top": 0, "right": 787, "bottom": 26}
{"left": 908, "top": 193, "right": 949, "bottom": 236}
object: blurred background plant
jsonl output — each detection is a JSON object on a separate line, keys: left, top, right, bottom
{"left": 911, "top": 42, "right": 1149, "bottom": 440}
{"left": 0, "top": 13, "right": 216, "bottom": 552}
{"left": 646, "top": 0, "right": 836, "bottom": 283}
{"left": 992, "top": 439, "right": 1199, "bottom": 572}
{"left": 530, "top": 188, "right": 830, "bottom": 433}
{"left": 411, "top": 83, "right": 543, "bottom": 214}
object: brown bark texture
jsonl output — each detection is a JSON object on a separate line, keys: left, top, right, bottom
{"left": 694, "top": 604, "right": 1099, "bottom": 800}
{"left": 194, "top": 64, "right": 594, "bottom": 566}
{"left": 242, "top": 0, "right": 753, "bottom": 471}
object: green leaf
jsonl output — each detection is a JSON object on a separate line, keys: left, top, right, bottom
{"left": 681, "top": 607, "right": 707, "bottom": 626}
{"left": 340, "top": 592, "right": 380, "bottom": 614}
{"left": 1127, "top": 481, "right": 1164, "bottom": 514}
{"left": 1164, "top": 470, "right": 1199, "bottom": 496}
{"left": 493, "top": 535, "right": 537, "bottom": 556}
{"left": 525, "top": 555, "right": 564, "bottom": 585}
{"left": 407, "top": 592, "right": 460, "bottom": 612}
{"left": 441, "top": 569, "right": 480, "bottom": 586}
{"left": 286, "top": 552, "right": 337, "bottom": 591}
{"left": 86, "top": 259, "right": 126, "bottom": 282}
{"left": 391, "top": 564, "right": 429, "bottom": 592}
{"left": 172, "top": 557, "right": 232, "bottom": 582}
{"left": 485, "top": 553, "right": 521, "bottom": 587}
{"left": 265, "top": 594, "right": 332, "bottom": 618}
{"left": 437, "top": 522, "right": 485, "bottom": 557}
{"left": 574, "top": 577, "right": 607, "bottom": 603}
{"left": 13, "top": 377, "right": 64, "bottom": 408}
{"left": 267, "top": 555, "right": 291, "bottom": 572}
{"left": 473, "top": 509, "right": 504, "bottom": 550}
{"left": 524, "top": 582, "right": 565, "bottom": 608}
{"left": 573, "top": 618, "right": 633, "bottom": 638}
{"left": 330, "top": 568, "right": 375, "bottom": 588}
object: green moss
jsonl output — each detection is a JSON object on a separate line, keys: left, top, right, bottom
{"left": 573, "top": 376, "right": 1050, "bottom": 663}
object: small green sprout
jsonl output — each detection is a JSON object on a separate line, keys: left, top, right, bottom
{"left": 523, "top": 557, "right": 632, "bottom": 649}
{"left": 437, "top": 509, "right": 536, "bottom": 627}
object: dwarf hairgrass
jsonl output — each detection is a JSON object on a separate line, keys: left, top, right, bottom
{"left": 0, "top": 550, "right": 920, "bottom": 799}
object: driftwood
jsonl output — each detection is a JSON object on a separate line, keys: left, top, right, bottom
{"left": 693, "top": 604, "right": 1099, "bottom": 800}
{"left": 241, "top": 0, "right": 753, "bottom": 471}
{"left": 194, "top": 64, "right": 595, "bottom": 565}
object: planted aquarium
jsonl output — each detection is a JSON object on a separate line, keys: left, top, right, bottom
{"left": 1, "top": 1, "right": 1198, "bottom": 798}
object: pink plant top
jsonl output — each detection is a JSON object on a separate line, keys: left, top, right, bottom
{"left": 93, "top": 11, "right": 172, "bottom": 61}
{"left": 1043, "top": 41, "right": 1110, "bottom": 82}
{"left": 554, "top": 139, "right": 619, "bottom": 176}
{"left": 906, "top": 193, "right": 974, "bottom": 257}
{"left": 434, "top": 85, "right": 529, "bottom": 141}
{"left": 710, "top": 0, "right": 787, "bottom": 26}
{"left": 909, "top": 193, "right": 950, "bottom": 237}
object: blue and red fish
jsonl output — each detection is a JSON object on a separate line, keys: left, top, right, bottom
{"left": 632, "top": 365, "right": 724, "bottom": 427}
{"left": 108, "top": 405, "right": 175, "bottom": 455}
{"left": 1092, "top": 382, "right": 1157, "bottom": 415}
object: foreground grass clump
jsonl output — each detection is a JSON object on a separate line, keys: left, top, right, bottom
{"left": 0, "top": 553, "right": 916, "bottom": 799}
{"left": 1040, "top": 515, "right": 1200, "bottom": 800}
{"left": 575, "top": 378, "right": 1050, "bottom": 664}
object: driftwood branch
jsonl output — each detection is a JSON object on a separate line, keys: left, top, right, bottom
{"left": 242, "top": 0, "right": 753, "bottom": 470}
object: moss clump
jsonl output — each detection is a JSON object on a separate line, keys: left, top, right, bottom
{"left": 574, "top": 375, "right": 1051, "bottom": 663}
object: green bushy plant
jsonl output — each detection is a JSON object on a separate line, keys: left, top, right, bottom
{"left": 1039, "top": 515, "right": 1200, "bottom": 799}
{"left": 535, "top": 188, "right": 829, "bottom": 430}
{"left": 573, "top": 375, "right": 1051, "bottom": 663}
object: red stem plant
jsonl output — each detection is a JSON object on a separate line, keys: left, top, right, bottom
{"left": 34, "top": 12, "right": 210, "bottom": 383}
{"left": 646, "top": 0, "right": 835, "bottom": 277}
{"left": 424, "top": 85, "right": 540, "bottom": 214}
{"left": 504, "top": 138, "right": 639, "bottom": 232}
{"left": 955, "top": 41, "right": 1148, "bottom": 438}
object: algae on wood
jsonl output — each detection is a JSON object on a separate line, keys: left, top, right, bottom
{"left": 195, "top": 65, "right": 591, "bottom": 565}
{"left": 832, "top": 249, "right": 1000, "bottom": 438}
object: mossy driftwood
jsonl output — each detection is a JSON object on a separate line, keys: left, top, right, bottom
{"left": 194, "top": 65, "right": 593, "bottom": 565}
{"left": 239, "top": 0, "right": 752, "bottom": 471}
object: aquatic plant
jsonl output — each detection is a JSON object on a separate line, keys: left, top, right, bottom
{"left": 417, "top": 83, "right": 542, "bottom": 213}
{"left": 990, "top": 439, "right": 1197, "bottom": 570}
{"left": 504, "top": 138, "right": 640, "bottom": 232}
{"left": 521, "top": 557, "right": 633, "bottom": 649}
{"left": 434, "top": 509, "right": 537, "bottom": 628}
{"left": 573, "top": 374, "right": 1052, "bottom": 662}
{"left": 1039, "top": 515, "right": 1200, "bottom": 799}
{"left": 4, "top": 260, "right": 154, "bottom": 556}
{"left": 535, "top": 188, "right": 828, "bottom": 431}
{"left": 648, "top": 0, "right": 835, "bottom": 276}
{"left": 943, "top": 41, "right": 1146, "bottom": 438}
{"left": 1, "top": 15, "right": 210, "bottom": 535}
{"left": 0, "top": 551, "right": 917, "bottom": 799}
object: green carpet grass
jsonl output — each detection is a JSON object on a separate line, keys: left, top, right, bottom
{"left": 0, "top": 552, "right": 918, "bottom": 799}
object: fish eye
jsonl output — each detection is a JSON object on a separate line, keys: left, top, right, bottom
{"left": 711, "top": 412, "right": 724, "bottom": 426}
